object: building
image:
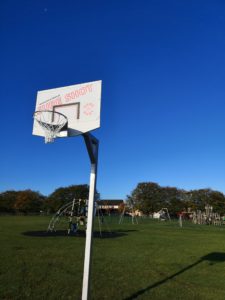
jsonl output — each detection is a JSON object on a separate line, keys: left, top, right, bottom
{"left": 97, "top": 199, "right": 124, "bottom": 214}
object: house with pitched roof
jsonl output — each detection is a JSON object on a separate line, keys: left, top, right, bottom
{"left": 97, "top": 199, "right": 124, "bottom": 214}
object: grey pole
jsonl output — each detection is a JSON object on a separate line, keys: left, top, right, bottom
{"left": 82, "top": 133, "right": 99, "bottom": 300}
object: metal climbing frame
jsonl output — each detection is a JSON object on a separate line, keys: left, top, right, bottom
{"left": 47, "top": 199, "right": 87, "bottom": 233}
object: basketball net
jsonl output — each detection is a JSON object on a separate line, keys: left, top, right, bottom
{"left": 34, "top": 111, "right": 68, "bottom": 143}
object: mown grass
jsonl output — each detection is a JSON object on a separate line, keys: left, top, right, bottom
{"left": 1, "top": 216, "right": 225, "bottom": 299}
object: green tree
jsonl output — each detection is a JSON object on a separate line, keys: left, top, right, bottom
{"left": 13, "top": 190, "right": 45, "bottom": 213}
{"left": 184, "top": 189, "right": 225, "bottom": 214}
{"left": 128, "top": 182, "right": 186, "bottom": 215}
{"left": 189, "top": 189, "right": 214, "bottom": 211}
{"left": 0, "top": 190, "right": 18, "bottom": 213}
{"left": 210, "top": 191, "right": 225, "bottom": 214}
{"left": 160, "top": 187, "right": 186, "bottom": 215}
{"left": 46, "top": 184, "right": 90, "bottom": 212}
{"left": 128, "top": 182, "right": 164, "bottom": 214}
{"left": 128, "top": 183, "right": 225, "bottom": 217}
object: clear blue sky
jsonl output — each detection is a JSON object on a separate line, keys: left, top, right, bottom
{"left": 1, "top": 0, "right": 225, "bottom": 199}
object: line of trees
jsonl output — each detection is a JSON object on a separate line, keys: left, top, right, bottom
{"left": 1, "top": 182, "right": 225, "bottom": 216}
{"left": 127, "top": 182, "right": 225, "bottom": 216}
{"left": 0, "top": 185, "right": 90, "bottom": 214}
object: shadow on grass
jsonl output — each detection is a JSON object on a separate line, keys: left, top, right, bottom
{"left": 22, "top": 229, "right": 137, "bottom": 239}
{"left": 124, "top": 252, "right": 225, "bottom": 300}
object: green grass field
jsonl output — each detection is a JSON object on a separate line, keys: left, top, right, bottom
{"left": 1, "top": 216, "right": 225, "bottom": 300}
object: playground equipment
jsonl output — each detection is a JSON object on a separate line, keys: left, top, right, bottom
{"left": 95, "top": 205, "right": 112, "bottom": 236}
{"left": 119, "top": 199, "right": 138, "bottom": 224}
{"left": 47, "top": 199, "right": 111, "bottom": 236}
{"left": 47, "top": 199, "right": 87, "bottom": 233}
{"left": 192, "top": 204, "right": 223, "bottom": 226}
{"left": 153, "top": 208, "right": 171, "bottom": 221}
{"left": 178, "top": 213, "right": 183, "bottom": 228}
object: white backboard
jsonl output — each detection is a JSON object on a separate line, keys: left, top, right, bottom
{"left": 32, "top": 80, "right": 102, "bottom": 138}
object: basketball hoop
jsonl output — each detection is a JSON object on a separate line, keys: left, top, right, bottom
{"left": 33, "top": 110, "right": 68, "bottom": 143}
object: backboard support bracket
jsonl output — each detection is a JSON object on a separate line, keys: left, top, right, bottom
{"left": 83, "top": 133, "right": 98, "bottom": 164}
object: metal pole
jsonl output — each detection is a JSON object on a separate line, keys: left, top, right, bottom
{"left": 82, "top": 133, "right": 99, "bottom": 300}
